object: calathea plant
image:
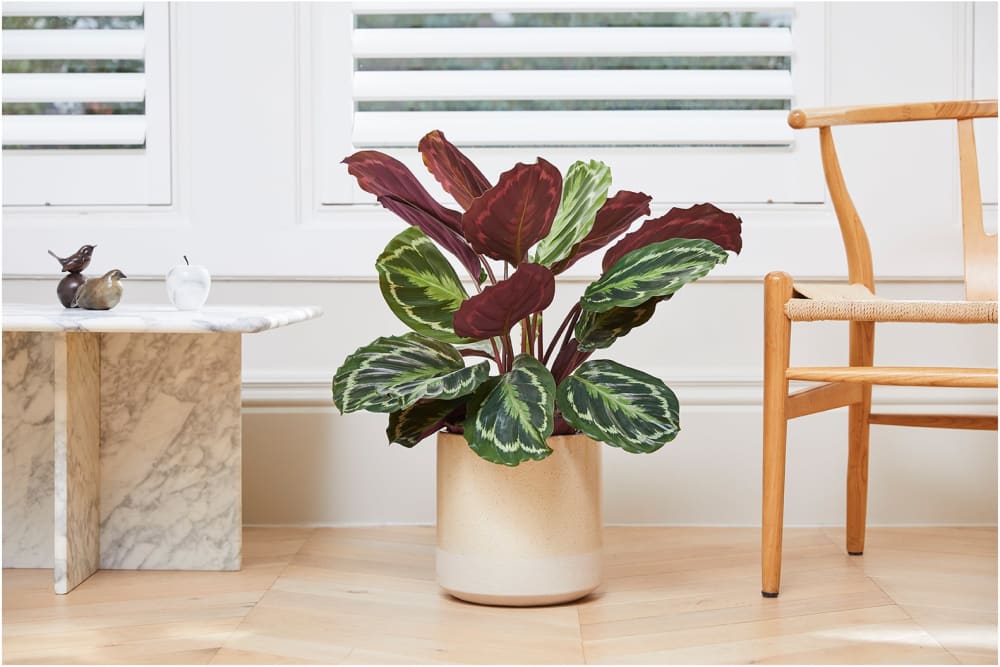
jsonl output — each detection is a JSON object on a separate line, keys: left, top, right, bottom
{"left": 333, "top": 131, "right": 742, "bottom": 466}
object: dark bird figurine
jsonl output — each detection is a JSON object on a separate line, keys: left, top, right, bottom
{"left": 48, "top": 244, "right": 96, "bottom": 273}
{"left": 72, "top": 269, "right": 127, "bottom": 310}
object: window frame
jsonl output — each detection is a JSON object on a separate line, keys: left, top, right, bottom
{"left": 1, "top": 2, "right": 172, "bottom": 207}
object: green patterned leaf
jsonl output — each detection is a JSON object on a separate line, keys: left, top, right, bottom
{"left": 332, "top": 333, "right": 489, "bottom": 414}
{"left": 534, "top": 160, "right": 612, "bottom": 268}
{"left": 387, "top": 397, "right": 465, "bottom": 448}
{"left": 465, "top": 355, "right": 556, "bottom": 466}
{"left": 581, "top": 238, "right": 728, "bottom": 313}
{"left": 574, "top": 297, "right": 663, "bottom": 351}
{"left": 377, "top": 227, "right": 470, "bottom": 343}
{"left": 557, "top": 360, "right": 679, "bottom": 453}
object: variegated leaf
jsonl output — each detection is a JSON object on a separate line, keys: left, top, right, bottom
{"left": 557, "top": 360, "right": 679, "bottom": 453}
{"left": 332, "top": 333, "right": 489, "bottom": 414}
{"left": 377, "top": 227, "right": 470, "bottom": 343}
{"left": 418, "top": 130, "right": 492, "bottom": 210}
{"left": 582, "top": 238, "right": 728, "bottom": 313}
{"left": 386, "top": 397, "right": 465, "bottom": 448}
{"left": 465, "top": 355, "right": 556, "bottom": 466}
{"left": 378, "top": 195, "right": 484, "bottom": 281}
{"left": 533, "top": 160, "right": 612, "bottom": 268}
{"left": 602, "top": 202, "right": 743, "bottom": 272}
{"left": 462, "top": 159, "right": 562, "bottom": 266}
{"left": 574, "top": 297, "right": 663, "bottom": 351}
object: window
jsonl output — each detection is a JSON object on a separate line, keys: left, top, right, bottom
{"left": 312, "top": 3, "right": 826, "bottom": 207}
{"left": 2, "top": 1, "right": 171, "bottom": 206}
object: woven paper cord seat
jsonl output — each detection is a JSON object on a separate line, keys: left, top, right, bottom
{"left": 786, "top": 283, "right": 998, "bottom": 323}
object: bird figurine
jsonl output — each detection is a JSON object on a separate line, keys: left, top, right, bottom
{"left": 48, "top": 244, "right": 96, "bottom": 273}
{"left": 72, "top": 269, "right": 127, "bottom": 310}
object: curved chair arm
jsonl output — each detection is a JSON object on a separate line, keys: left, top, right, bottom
{"left": 788, "top": 99, "right": 997, "bottom": 129}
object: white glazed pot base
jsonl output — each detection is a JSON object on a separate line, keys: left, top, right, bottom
{"left": 437, "top": 548, "right": 602, "bottom": 606}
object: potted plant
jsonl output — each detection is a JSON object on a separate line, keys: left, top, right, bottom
{"left": 334, "top": 131, "right": 742, "bottom": 606}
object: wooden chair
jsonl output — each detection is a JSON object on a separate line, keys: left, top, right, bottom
{"left": 761, "top": 100, "right": 999, "bottom": 598}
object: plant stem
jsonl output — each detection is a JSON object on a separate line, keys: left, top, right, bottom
{"left": 481, "top": 258, "right": 498, "bottom": 285}
{"left": 535, "top": 314, "right": 544, "bottom": 360}
{"left": 502, "top": 335, "right": 515, "bottom": 372}
{"left": 543, "top": 303, "right": 581, "bottom": 365}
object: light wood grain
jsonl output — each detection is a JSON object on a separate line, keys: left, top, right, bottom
{"left": 788, "top": 99, "right": 998, "bottom": 128}
{"left": 3, "top": 526, "right": 994, "bottom": 665}
{"left": 957, "top": 118, "right": 998, "bottom": 301}
{"left": 786, "top": 382, "right": 864, "bottom": 419}
{"left": 762, "top": 272, "right": 793, "bottom": 597}
{"left": 785, "top": 366, "right": 998, "bottom": 388}
{"left": 819, "top": 126, "right": 875, "bottom": 289}
{"left": 868, "top": 413, "right": 998, "bottom": 430}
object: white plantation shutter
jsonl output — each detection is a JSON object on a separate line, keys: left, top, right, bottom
{"left": 351, "top": 16, "right": 796, "bottom": 147}
{"left": 314, "top": 3, "right": 826, "bottom": 205}
{"left": 2, "top": 2, "right": 171, "bottom": 206}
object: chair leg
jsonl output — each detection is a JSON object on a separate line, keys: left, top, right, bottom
{"left": 846, "top": 321, "right": 874, "bottom": 555}
{"left": 762, "top": 272, "right": 793, "bottom": 597}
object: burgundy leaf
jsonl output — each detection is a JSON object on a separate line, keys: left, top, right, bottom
{"left": 551, "top": 190, "right": 652, "bottom": 274}
{"left": 378, "top": 195, "right": 483, "bottom": 280}
{"left": 343, "top": 150, "right": 463, "bottom": 233}
{"left": 418, "top": 130, "right": 492, "bottom": 211}
{"left": 462, "top": 159, "right": 562, "bottom": 266}
{"left": 602, "top": 203, "right": 743, "bottom": 272}
{"left": 453, "top": 263, "right": 555, "bottom": 339}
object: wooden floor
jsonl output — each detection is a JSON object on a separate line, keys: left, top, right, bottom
{"left": 2, "top": 526, "right": 996, "bottom": 664}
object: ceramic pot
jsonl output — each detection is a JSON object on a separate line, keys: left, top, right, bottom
{"left": 436, "top": 432, "right": 602, "bottom": 606}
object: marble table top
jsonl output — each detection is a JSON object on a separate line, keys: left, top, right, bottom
{"left": 2, "top": 304, "right": 323, "bottom": 334}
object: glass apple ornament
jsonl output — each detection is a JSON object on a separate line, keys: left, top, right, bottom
{"left": 166, "top": 256, "right": 211, "bottom": 310}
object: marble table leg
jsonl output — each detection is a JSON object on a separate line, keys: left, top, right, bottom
{"left": 3, "top": 332, "right": 56, "bottom": 569}
{"left": 98, "top": 333, "right": 242, "bottom": 571}
{"left": 53, "top": 332, "right": 101, "bottom": 594}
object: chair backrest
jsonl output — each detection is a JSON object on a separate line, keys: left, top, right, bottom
{"left": 788, "top": 100, "right": 999, "bottom": 301}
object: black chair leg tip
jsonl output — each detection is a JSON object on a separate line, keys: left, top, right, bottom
{"left": 761, "top": 590, "right": 779, "bottom": 598}
{"left": 848, "top": 551, "right": 863, "bottom": 556}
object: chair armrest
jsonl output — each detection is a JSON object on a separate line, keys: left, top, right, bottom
{"left": 788, "top": 99, "right": 998, "bottom": 129}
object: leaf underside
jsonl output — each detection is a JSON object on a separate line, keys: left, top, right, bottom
{"left": 453, "top": 263, "right": 555, "bottom": 339}
{"left": 418, "top": 130, "right": 492, "bottom": 210}
{"left": 465, "top": 355, "right": 556, "bottom": 466}
{"left": 462, "top": 159, "right": 563, "bottom": 266}
{"left": 378, "top": 194, "right": 483, "bottom": 281}
{"left": 551, "top": 190, "right": 652, "bottom": 274}
{"left": 557, "top": 359, "right": 679, "bottom": 453}
{"left": 332, "top": 333, "right": 488, "bottom": 414}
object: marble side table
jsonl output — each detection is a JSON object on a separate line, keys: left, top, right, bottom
{"left": 2, "top": 304, "right": 322, "bottom": 593}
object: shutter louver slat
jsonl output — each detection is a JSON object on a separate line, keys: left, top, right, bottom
{"left": 2, "top": 2, "right": 145, "bottom": 17}
{"left": 2, "top": 29, "right": 145, "bottom": 60}
{"left": 355, "top": 70, "right": 794, "bottom": 101}
{"left": 4, "top": 73, "right": 146, "bottom": 103}
{"left": 353, "top": 26, "right": 794, "bottom": 58}
{"left": 353, "top": 110, "right": 792, "bottom": 147}
{"left": 2, "top": 115, "right": 146, "bottom": 145}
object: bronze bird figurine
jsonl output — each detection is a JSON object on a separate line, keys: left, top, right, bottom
{"left": 48, "top": 244, "right": 96, "bottom": 273}
{"left": 72, "top": 269, "right": 127, "bottom": 310}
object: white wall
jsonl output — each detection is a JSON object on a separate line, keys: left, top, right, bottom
{"left": 3, "top": 2, "right": 997, "bottom": 526}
